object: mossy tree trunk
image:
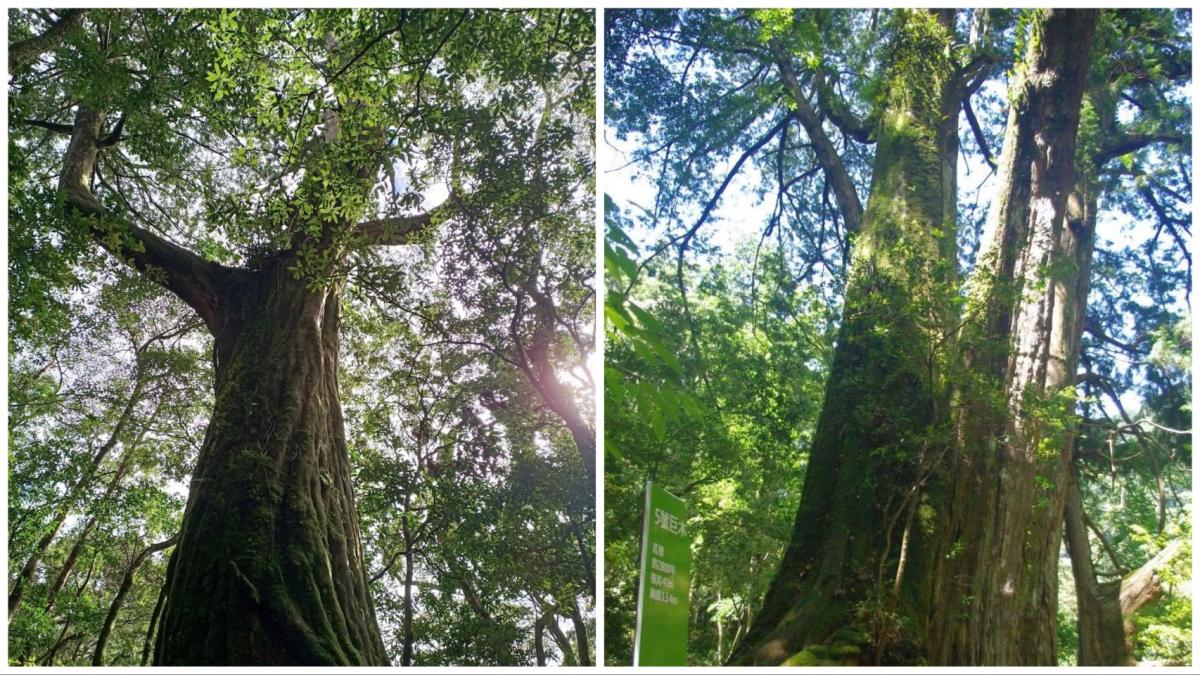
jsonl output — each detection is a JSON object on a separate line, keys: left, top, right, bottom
{"left": 736, "top": 9, "right": 1107, "bottom": 666}
{"left": 152, "top": 260, "right": 389, "bottom": 665}
{"left": 928, "top": 9, "right": 1098, "bottom": 665}
{"left": 54, "top": 93, "right": 443, "bottom": 663}
{"left": 732, "top": 10, "right": 964, "bottom": 665}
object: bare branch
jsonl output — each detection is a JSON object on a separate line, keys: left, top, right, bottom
{"left": 14, "top": 117, "right": 75, "bottom": 134}
{"left": 963, "top": 95, "right": 997, "bottom": 169}
{"left": 1095, "top": 133, "right": 1186, "bottom": 167}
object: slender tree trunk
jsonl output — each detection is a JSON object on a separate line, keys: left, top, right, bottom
{"left": 1060, "top": 79, "right": 1128, "bottom": 667}
{"left": 40, "top": 619, "right": 74, "bottom": 665}
{"left": 733, "top": 10, "right": 963, "bottom": 665}
{"left": 534, "top": 615, "right": 547, "bottom": 666}
{"left": 153, "top": 261, "right": 387, "bottom": 665}
{"left": 928, "top": 10, "right": 1098, "bottom": 665}
{"left": 93, "top": 534, "right": 178, "bottom": 665}
{"left": 543, "top": 610, "right": 578, "bottom": 666}
{"left": 9, "top": 371, "right": 147, "bottom": 618}
{"left": 518, "top": 282, "right": 596, "bottom": 486}
{"left": 571, "top": 516, "right": 596, "bottom": 597}
{"left": 47, "top": 415, "right": 152, "bottom": 610}
{"left": 141, "top": 582, "right": 167, "bottom": 666}
{"left": 402, "top": 516, "right": 416, "bottom": 666}
{"left": 571, "top": 598, "right": 591, "bottom": 666}
{"left": 1064, "top": 473, "right": 1128, "bottom": 665}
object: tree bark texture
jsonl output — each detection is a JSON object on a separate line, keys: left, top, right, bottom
{"left": 928, "top": 9, "right": 1098, "bottom": 666}
{"left": 152, "top": 261, "right": 388, "bottom": 665}
{"left": 55, "top": 103, "right": 389, "bottom": 665}
{"left": 732, "top": 10, "right": 963, "bottom": 665}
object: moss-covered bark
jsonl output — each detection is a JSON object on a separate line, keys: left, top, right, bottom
{"left": 927, "top": 9, "right": 1098, "bottom": 665}
{"left": 731, "top": 10, "right": 963, "bottom": 665}
{"left": 153, "top": 258, "right": 387, "bottom": 665}
{"left": 735, "top": 10, "right": 1108, "bottom": 666}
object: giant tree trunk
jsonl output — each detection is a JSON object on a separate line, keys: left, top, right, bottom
{"left": 927, "top": 9, "right": 1098, "bottom": 665}
{"left": 153, "top": 260, "right": 388, "bottom": 665}
{"left": 732, "top": 10, "right": 963, "bottom": 665}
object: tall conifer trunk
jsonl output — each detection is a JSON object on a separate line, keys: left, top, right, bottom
{"left": 737, "top": 9, "right": 1105, "bottom": 666}
{"left": 928, "top": 10, "right": 1098, "bottom": 665}
{"left": 733, "top": 10, "right": 963, "bottom": 665}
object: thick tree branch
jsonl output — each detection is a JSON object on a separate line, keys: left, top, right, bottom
{"left": 770, "top": 41, "right": 863, "bottom": 234}
{"left": 14, "top": 117, "right": 75, "bottom": 134}
{"left": 815, "top": 74, "right": 873, "bottom": 144}
{"left": 8, "top": 9, "right": 87, "bottom": 74}
{"left": 58, "top": 106, "right": 237, "bottom": 335}
{"left": 355, "top": 192, "right": 458, "bottom": 245}
{"left": 97, "top": 113, "right": 126, "bottom": 147}
{"left": 1095, "top": 133, "right": 1186, "bottom": 167}
{"left": 1084, "top": 316, "right": 1149, "bottom": 355}
{"left": 1118, "top": 539, "right": 1184, "bottom": 617}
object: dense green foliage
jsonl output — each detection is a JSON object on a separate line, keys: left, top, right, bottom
{"left": 605, "top": 8, "right": 1190, "bottom": 665}
{"left": 606, "top": 198, "right": 833, "bottom": 664}
{"left": 8, "top": 8, "right": 594, "bottom": 666}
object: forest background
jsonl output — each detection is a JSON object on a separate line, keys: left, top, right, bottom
{"left": 605, "top": 7, "right": 1191, "bottom": 667}
{"left": 6, "top": 7, "right": 595, "bottom": 667}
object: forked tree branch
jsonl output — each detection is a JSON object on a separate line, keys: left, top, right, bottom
{"left": 58, "top": 105, "right": 237, "bottom": 334}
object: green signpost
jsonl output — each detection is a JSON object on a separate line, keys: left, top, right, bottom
{"left": 633, "top": 480, "right": 691, "bottom": 666}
